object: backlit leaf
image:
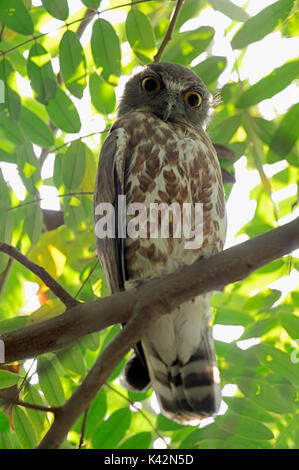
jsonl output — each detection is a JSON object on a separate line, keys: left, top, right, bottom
{"left": 20, "top": 106, "right": 54, "bottom": 147}
{"left": 89, "top": 73, "right": 116, "bottom": 114}
{"left": 231, "top": 0, "right": 294, "bottom": 49}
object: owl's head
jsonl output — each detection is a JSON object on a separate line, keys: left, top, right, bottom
{"left": 117, "top": 62, "right": 217, "bottom": 128}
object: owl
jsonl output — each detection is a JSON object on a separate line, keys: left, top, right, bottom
{"left": 94, "top": 62, "right": 227, "bottom": 423}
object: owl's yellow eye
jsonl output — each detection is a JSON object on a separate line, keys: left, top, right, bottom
{"left": 141, "top": 76, "right": 161, "bottom": 93}
{"left": 185, "top": 91, "right": 202, "bottom": 108}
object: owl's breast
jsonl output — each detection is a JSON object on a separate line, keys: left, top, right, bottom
{"left": 113, "top": 112, "right": 227, "bottom": 282}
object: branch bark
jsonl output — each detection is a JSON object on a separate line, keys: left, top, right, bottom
{"left": 154, "top": 0, "right": 185, "bottom": 62}
{"left": 2, "top": 217, "right": 298, "bottom": 365}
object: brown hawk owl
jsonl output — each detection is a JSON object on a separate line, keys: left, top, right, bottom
{"left": 94, "top": 62, "right": 227, "bottom": 423}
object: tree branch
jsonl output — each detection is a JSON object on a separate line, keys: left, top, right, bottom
{"left": 1, "top": 218, "right": 298, "bottom": 448}
{"left": 0, "top": 243, "right": 78, "bottom": 308}
{"left": 2, "top": 218, "right": 298, "bottom": 365}
{"left": 154, "top": 0, "right": 185, "bottom": 62}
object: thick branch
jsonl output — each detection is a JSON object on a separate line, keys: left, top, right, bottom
{"left": 2, "top": 217, "right": 298, "bottom": 365}
{"left": 0, "top": 243, "right": 78, "bottom": 308}
{"left": 154, "top": 0, "right": 185, "bottom": 62}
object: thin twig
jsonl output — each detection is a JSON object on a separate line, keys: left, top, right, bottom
{"left": 78, "top": 407, "right": 89, "bottom": 449}
{"left": 13, "top": 399, "right": 61, "bottom": 416}
{"left": 154, "top": 0, "right": 185, "bottom": 62}
{"left": 0, "top": 243, "right": 78, "bottom": 308}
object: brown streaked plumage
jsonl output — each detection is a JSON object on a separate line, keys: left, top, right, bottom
{"left": 94, "top": 62, "right": 227, "bottom": 423}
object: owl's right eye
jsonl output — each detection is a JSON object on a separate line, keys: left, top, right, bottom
{"left": 141, "top": 76, "right": 161, "bottom": 92}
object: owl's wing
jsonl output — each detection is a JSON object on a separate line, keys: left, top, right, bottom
{"left": 93, "top": 128, "right": 129, "bottom": 293}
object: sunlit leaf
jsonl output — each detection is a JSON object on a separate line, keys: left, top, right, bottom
{"left": 89, "top": 73, "right": 116, "bottom": 115}
{"left": 81, "top": 0, "right": 101, "bottom": 8}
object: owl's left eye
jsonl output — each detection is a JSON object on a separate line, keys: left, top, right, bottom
{"left": 185, "top": 91, "right": 202, "bottom": 108}
{"left": 141, "top": 76, "right": 161, "bottom": 93}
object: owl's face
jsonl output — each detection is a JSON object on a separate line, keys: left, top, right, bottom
{"left": 117, "top": 62, "right": 214, "bottom": 128}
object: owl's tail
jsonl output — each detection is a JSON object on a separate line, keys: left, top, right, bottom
{"left": 122, "top": 296, "right": 222, "bottom": 423}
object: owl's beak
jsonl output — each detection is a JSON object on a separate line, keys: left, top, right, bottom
{"left": 162, "top": 98, "right": 176, "bottom": 121}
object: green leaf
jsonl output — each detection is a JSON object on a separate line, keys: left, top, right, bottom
{"left": 0, "top": 369, "right": 19, "bottom": 388}
{"left": 214, "top": 307, "right": 252, "bottom": 326}
{"left": 56, "top": 344, "right": 86, "bottom": 377}
{"left": 0, "top": 113, "right": 24, "bottom": 145}
{"left": 118, "top": 432, "right": 152, "bottom": 449}
{"left": 210, "top": 0, "right": 250, "bottom": 22}
{"left": 237, "top": 60, "right": 299, "bottom": 108}
{"left": 279, "top": 312, "right": 299, "bottom": 339}
{"left": 163, "top": 27, "right": 215, "bottom": 65}
{"left": 236, "top": 377, "right": 295, "bottom": 414}
{"left": 20, "top": 106, "right": 54, "bottom": 147}
{"left": 231, "top": 0, "right": 294, "bottom": 49}
{"left": 210, "top": 115, "right": 241, "bottom": 144}
{"left": 0, "top": 0, "right": 33, "bottom": 35}
{"left": 59, "top": 30, "right": 87, "bottom": 99}
{"left": 84, "top": 389, "right": 107, "bottom": 439}
{"left": 89, "top": 73, "right": 116, "bottom": 114}
{"left": 27, "top": 43, "right": 57, "bottom": 105}
{"left": 269, "top": 103, "right": 299, "bottom": 157}
{"left": 0, "top": 411, "right": 10, "bottom": 433}
{"left": 23, "top": 386, "right": 48, "bottom": 435}
{"left": 41, "top": 0, "right": 69, "bottom": 20}
{"left": 16, "top": 142, "right": 41, "bottom": 195}
{"left": 216, "top": 413, "right": 273, "bottom": 440}
{"left": 193, "top": 56, "right": 227, "bottom": 85}
{"left": 62, "top": 140, "right": 86, "bottom": 189}
{"left": 23, "top": 203, "right": 43, "bottom": 246}
{"left": 0, "top": 59, "right": 21, "bottom": 121}
{"left": 156, "top": 413, "right": 184, "bottom": 431}
{"left": 92, "top": 407, "right": 131, "bottom": 449}
{"left": 91, "top": 18, "right": 121, "bottom": 83}
{"left": 46, "top": 88, "right": 81, "bottom": 133}
{"left": 0, "top": 209, "right": 13, "bottom": 271}
{"left": 251, "top": 117, "right": 276, "bottom": 145}
{"left": 126, "top": 8, "right": 156, "bottom": 62}
{"left": 13, "top": 407, "right": 37, "bottom": 449}
{"left": 257, "top": 343, "right": 299, "bottom": 386}
{"left": 81, "top": 0, "right": 101, "bottom": 8}
{"left": 37, "top": 356, "right": 65, "bottom": 406}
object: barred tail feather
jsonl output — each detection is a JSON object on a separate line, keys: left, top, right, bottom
{"left": 141, "top": 298, "right": 222, "bottom": 423}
